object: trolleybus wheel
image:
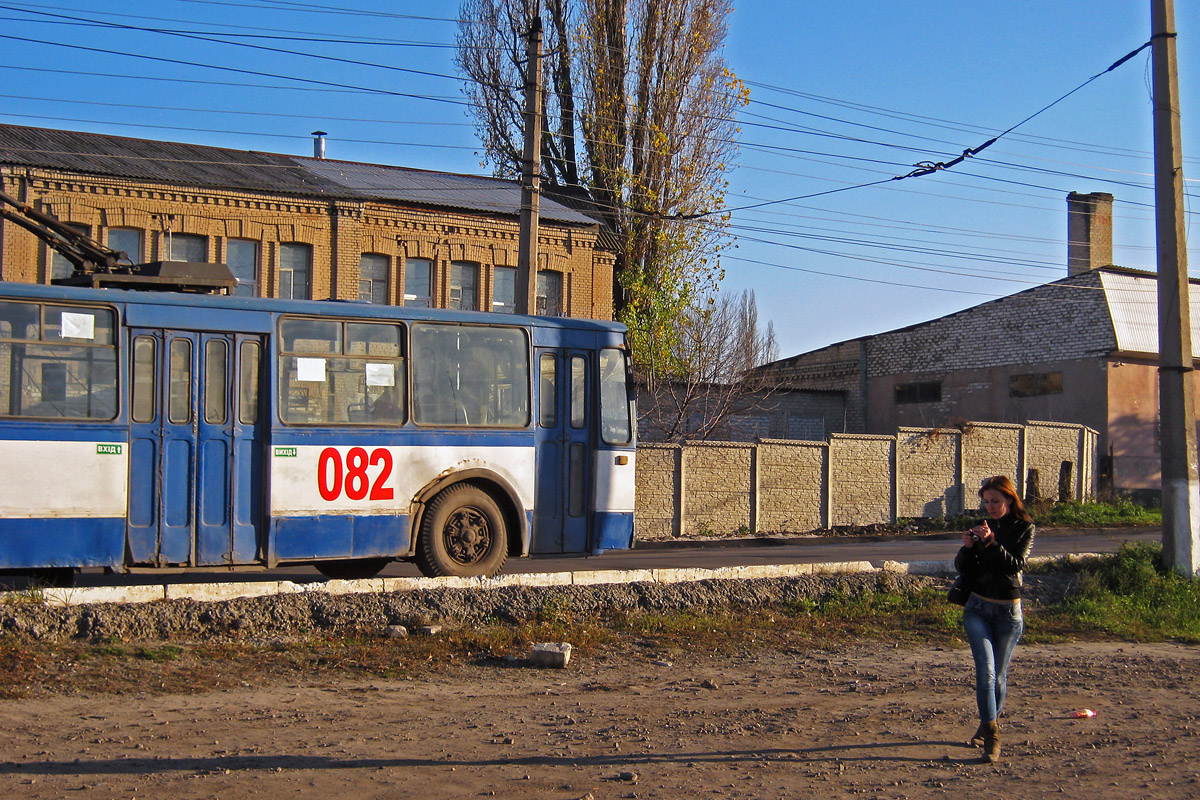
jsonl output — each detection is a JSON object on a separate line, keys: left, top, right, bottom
{"left": 415, "top": 484, "right": 508, "bottom": 578}
{"left": 315, "top": 557, "right": 389, "bottom": 580}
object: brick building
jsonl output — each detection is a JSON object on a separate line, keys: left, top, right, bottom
{"left": 0, "top": 124, "right": 615, "bottom": 319}
{"left": 761, "top": 192, "right": 1200, "bottom": 494}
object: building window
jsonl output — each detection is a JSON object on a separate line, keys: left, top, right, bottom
{"left": 359, "top": 253, "right": 390, "bottom": 304}
{"left": 279, "top": 242, "right": 312, "bottom": 300}
{"left": 895, "top": 381, "right": 941, "bottom": 404}
{"left": 49, "top": 223, "right": 91, "bottom": 281}
{"left": 449, "top": 261, "right": 479, "bottom": 311}
{"left": 107, "top": 228, "right": 142, "bottom": 263}
{"left": 493, "top": 266, "right": 517, "bottom": 313}
{"left": 536, "top": 269, "right": 563, "bottom": 316}
{"left": 1010, "top": 372, "right": 1063, "bottom": 398}
{"left": 403, "top": 258, "right": 433, "bottom": 307}
{"left": 165, "top": 233, "right": 207, "bottom": 262}
{"left": 227, "top": 238, "right": 259, "bottom": 297}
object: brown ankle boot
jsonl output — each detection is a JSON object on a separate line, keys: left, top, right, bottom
{"left": 969, "top": 722, "right": 987, "bottom": 748}
{"left": 982, "top": 720, "right": 1000, "bottom": 763}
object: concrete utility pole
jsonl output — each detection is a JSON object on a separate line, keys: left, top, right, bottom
{"left": 1152, "top": 0, "right": 1199, "bottom": 576}
{"left": 517, "top": 11, "right": 544, "bottom": 315}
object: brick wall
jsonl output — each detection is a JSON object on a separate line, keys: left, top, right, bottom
{"left": 681, "top": 442, "right": 754, "bottom": 536}
{"left": 761, "top": 340, "right": 866, "bottom": 432}
{"left": 896, "top": 427, "right": 961, "bottom": 518}
{"left": 634, "top": 444, "right": 681, "bottom": 539}
{"left": 757, "top": 439, "right": 826, "bottom": 533}
{"left": 830, "top": 434, "right": 895, "bottom": 526}
{"left": 634, "top": 420, "right": 1098, "bottom": 540}
{"left": 1025, "top": 421, "right": 1094, "bottom": 501}
{"left": 0, "top": 168, "right": 614, "bottom": 320}
{"left": 961, "top": 423, "right": 1024, "bottom": 499}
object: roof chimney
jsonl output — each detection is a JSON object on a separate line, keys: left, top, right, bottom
{"left": 1066, "top": 191, "right": 1114, "bottom": 276}
{"left": 312, "top": 130, "right": 327, "bottom": 159}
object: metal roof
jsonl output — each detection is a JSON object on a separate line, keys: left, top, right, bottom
{"left": 0, "top": 124, "right": 600, "bottom": 227}
{"left": 1100, "top": 269, "right": 1200, "bottom": 355}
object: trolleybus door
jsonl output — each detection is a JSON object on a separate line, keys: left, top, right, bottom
{"left": 532, "top": 348, "right": 592, "bottom": 554}
{"left": 127, "top": 329, "right": 264, "bottom": 567}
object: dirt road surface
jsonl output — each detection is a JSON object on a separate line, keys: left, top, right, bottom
{"left": 0, "top": 639, "right": 1197, "bottom": 799}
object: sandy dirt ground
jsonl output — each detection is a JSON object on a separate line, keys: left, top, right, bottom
{"left": 0, "top": 640, "right": 1197, "bottom": 799}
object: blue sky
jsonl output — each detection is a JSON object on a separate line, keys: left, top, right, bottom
{"left": 1, "top": 1, "right": 1197, "bottom": 356}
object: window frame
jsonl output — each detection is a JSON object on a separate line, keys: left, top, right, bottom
{"left": 536, "top": 269, "right": 563, "bottom": 317}
{"left": 358, "top": 253, "right": 391, "bottom": 305}
{"left": 0, "top": 300, "right": 119, "bottom": 421}
{"left": 107, "top": 227, "right": 143, "bottom": 264}
{"left": 403, "top": 257, "right": 433, "bottom": 308}
{"left": 492, "top": 266, "right": 518, "bottom": 314}
{"left": 410, "top": 321, "right": 531, "bottom": 429}
{"left": 449, "top": 261, "right": 480, "bottom": 311}
{"left": 227, "top": 238, "right": 260, "bottom": 298}
{"left": 276, "top": 314, "right": 407, "bottom": 427}
{"left": 279, "top": 242, "right": 313, "bottom": 301}
{"left": 894, "top": 381, "right": 942, "bottom": 405}
{"left": 164, "top": 232, "right": 208, "bottom": 263}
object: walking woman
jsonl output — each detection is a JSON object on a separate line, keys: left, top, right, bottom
{"left": 955, "top": 475, "right": 1035, "bottom": 763}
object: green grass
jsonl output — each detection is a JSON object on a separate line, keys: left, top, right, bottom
{"left": 1032, "top": 498, "right": 1161, "bottom": 527}
{"left": 1035, "top": 542, "right": 1200, "bottom": 642}
{"left": 895, "top": 499, "right": 1160, "bottom": 535}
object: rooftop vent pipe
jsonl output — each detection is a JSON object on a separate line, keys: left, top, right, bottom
{"left": 312, "top": 130, "right": 327, "bottom": 159}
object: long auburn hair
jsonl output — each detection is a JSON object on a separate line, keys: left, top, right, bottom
{"left": 979, "top": 475, "right": 1032, "bottom": 522}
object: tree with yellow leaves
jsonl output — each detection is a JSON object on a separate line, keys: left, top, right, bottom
{"left": 457, "top": 0, "right": 747, "bottom": 374}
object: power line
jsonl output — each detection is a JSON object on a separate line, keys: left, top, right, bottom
{"left": 0, "top": 2, "right": 454, "bottom": 45}
{"left": 0, "top": 5, "right": 466, "bottom": 83}
{"left": 0, "top": 33, "right": 470, "bottom": 106}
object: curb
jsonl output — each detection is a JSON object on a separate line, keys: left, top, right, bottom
{"left": 23, "top": 553, "right": 1109, "bottom": 608}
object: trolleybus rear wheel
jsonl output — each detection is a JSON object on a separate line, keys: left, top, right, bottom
{"left": 415, "top": 484, "right": 508, "bottom": 578}
{"left": 315, "top": 557, "right": 390, "bottom": 580}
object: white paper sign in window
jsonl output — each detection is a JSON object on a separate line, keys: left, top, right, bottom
{"left": 296, "top": 357, "right": 326, "bottom": 382}
{"left": 365, "top": 363, "right": 395, "bottom": 387}
{"left": 60, "top": 312, "right": 95, "bottom": 340}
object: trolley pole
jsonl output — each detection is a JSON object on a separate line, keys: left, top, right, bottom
{"left": 517, "top": 11, "right": 544, "bottom": 316}
{"left": 1152, "top": 0, "right": 1199, "bottom": 576}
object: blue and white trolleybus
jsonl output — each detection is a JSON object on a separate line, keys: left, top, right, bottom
{"left": 0, "top": 280, "right": 637, "bottom": 582}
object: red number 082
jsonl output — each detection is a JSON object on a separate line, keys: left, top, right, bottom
{"left": 317, "top": 447, "right": 395, "bottom": 502}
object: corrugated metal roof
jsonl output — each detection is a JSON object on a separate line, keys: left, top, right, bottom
{"left": 0, "top": 124, "right": 600, "bottom": 227}
{"left": 1100, "top": 270, "right": 1200, "bottom": 354}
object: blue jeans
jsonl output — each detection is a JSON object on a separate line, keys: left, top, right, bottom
{"left": 963, "top": 594, "right": 1024, "bottom": 722}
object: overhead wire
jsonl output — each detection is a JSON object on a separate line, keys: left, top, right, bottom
{"left": 1, "top": 7, "right": 1194, "bottom": 295}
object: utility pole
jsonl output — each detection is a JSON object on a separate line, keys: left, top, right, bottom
{"left": 517, "top": 9, "right": 543, "bottom": 315}
{"left": 1152, "top": 0, "right": 1199, "bottom": 576}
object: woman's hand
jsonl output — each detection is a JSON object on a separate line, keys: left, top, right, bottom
{"left": 966, "top": 521, "right": 994, "bottom": 547}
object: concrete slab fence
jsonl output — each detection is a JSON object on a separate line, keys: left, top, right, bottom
{"left": 635, "top": 421, "right": 1099, "bottom": 540}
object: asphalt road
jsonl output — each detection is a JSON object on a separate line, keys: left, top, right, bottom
{"left": 64, "top": 527, "right": 1162, "bottom": 588}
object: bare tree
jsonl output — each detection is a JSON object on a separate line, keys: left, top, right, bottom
{"left": 456, "top": 0, "right": 581, "bottom": 186}
{"left": 456, "top": 0, "right": 746, "bottom": 370}
{"left": 637, "top": 289, "right": 782, "bottom": 442}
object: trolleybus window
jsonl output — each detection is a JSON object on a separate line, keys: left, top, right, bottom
{"left": 239, "top": 341, "right": 260, "bottom": 424}
{"left": 204, "top": 339, "right": 228, "bottom": 425}
{"left": 168, "top": 338, "right": 192, "bottom": 424}
{"left": 278, "top": 317, "right": 406, "bottom": 426}
{"left": 569, "top": 354, "right": 586, "bottom": 429}
{"left": 538, "top": 352, "right": 557, "bottom": 428}
{"left": 411, "top": 323, "right": 529, "bottom": 427}
{"left": 0, "top": 300, "right": 117, "bottom": 419}
{"left": 131, "top": 335, "right": 156, "bottom": 423}
{"left": 599, "top": 347, "right": 633, "bottom": 445}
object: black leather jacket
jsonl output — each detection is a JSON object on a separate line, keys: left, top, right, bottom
{"left": 954, "top": 513, "right": 1036, "bottom": 601}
